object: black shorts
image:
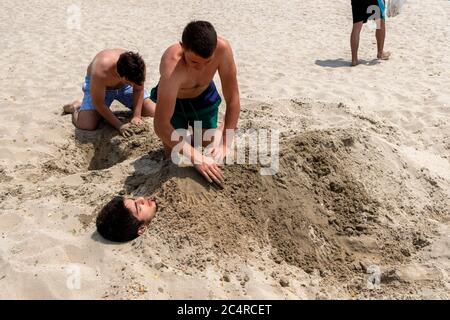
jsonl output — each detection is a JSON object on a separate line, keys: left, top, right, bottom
{"left": 351, "top": 0, "right": 384, "bottom": 24}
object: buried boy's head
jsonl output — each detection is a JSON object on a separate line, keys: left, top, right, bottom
{"left": 96, "top": 196, "right": 157, "bottom": 242}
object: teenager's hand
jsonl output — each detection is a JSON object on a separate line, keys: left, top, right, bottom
{"left": 119, "top": 123, "right": 134, "bottom": 138}
{"left": 194, "top": 155, "right": 224, "bottom": 187}
{"left": 131, "top": 116, "right": 143, "bottom": 126}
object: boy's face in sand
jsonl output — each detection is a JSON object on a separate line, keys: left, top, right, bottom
{"left": 124, "top": 197, "right": 157, "bottom": 235}
{"left": 182, "top": 48, "right": 214, "bottom": 71}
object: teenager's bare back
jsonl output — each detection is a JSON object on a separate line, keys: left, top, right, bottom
{"left": 87, "top": 48, "right": 127, "bottom": 89}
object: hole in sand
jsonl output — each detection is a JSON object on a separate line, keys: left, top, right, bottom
{"left": 44, "top": 115, "right": 162, "bottom": 174}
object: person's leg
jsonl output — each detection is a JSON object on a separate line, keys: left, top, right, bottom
{"left": 142, "top": 99, "right": 156, "bottom": 117}
{"left": 63, "top": 96, "right": 103, "bottom": 131}
{"left": 74, "top": 110, "right": 101, "bottom": 130}
{"left": 63, "top": 100, "right": 81, "bottom": 114}
{"left": 64, "top": 103, "right": 101, "bottom": 131}
{"left": 351, "top": 22, "right": 364, "bottom": 66}
{"left": 63, "top": 76, "right": 105, "bottom": 131}
{"left": 376, "top": 19, "right": 391, "bottom": 60}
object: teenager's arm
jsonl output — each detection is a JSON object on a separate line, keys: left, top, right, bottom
{"left": 218, "top": 41, "right": 240, "bottom": 145}
{"left": 153, "top": 77, "right": 180, "bottom": 149}
{"left": 90, "top": 75, "right": 123, "bottom": 130}
{"left": 132, "top": 84, "right": 144, "bottom": 120}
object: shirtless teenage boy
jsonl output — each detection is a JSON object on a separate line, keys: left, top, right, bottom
{"left": 63, "top": 49, "right": 155, "bottom": 137}
{"left": 151, "top": 21, "right": 241, "bottom": 185}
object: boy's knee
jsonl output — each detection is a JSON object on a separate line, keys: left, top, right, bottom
{"left": 74, "top": 110, "right": 99, "bottom": 131}
{"left": 352, "top": 22, "right": 363, "bottom": 31}
{"left": 76, "top": 121, "right": 98, "bottom": 131}
{"left": 142, "top": 99, "right": 156, "bottom": 117}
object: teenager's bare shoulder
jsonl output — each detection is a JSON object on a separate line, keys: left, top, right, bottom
{"left": 160, "top": 44, "right": 184, "bottom": 78}
{"left": 218, "top": 36, "right": 230, "bottom": 47}
{"left": 90, "top": 49, "right": 124, "bottom": 77}
{"left": 216, "top": 37, "right": 233, "bottom": 58}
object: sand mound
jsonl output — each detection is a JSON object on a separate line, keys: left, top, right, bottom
{"left": 3, "top": 101, "right": 448, "bottom": 299}
{"left": 120, "top": 127, "right": 444, "bottom": 290}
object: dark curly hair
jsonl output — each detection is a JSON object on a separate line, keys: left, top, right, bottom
{"left": 96, "top": 196, "right": 142, "bottom": 242}
{"left": 116, "top": 51, "right": 146, "bottom": 85}
{"left": 182, "top": 21, "right": 218, "bottom": 58}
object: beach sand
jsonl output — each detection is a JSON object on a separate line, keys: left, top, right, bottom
{"left": 0, "top": 0, "right": 449, "bottom": 299}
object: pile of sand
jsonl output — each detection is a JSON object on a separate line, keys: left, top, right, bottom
{"left": 106, "top": 122, "right": 446, "bottom": 297}
{"left": 1, "top": 98, "right": 448, "bottom": 299}
{"left": 1, "top": 0, "right": 449, "bottom": 300}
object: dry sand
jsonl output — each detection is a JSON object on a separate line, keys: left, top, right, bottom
{"left": 0, "top": 0, "right": 449, "bottom": 299}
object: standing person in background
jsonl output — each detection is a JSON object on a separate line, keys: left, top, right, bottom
{"left": 350, "top": 0, "right": 391, "bottom": 66}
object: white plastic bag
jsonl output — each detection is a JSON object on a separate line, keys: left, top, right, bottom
{"left": 386, "top": 0, "right": 406, "bottom": 18}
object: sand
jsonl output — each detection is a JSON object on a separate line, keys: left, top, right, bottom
{"left": 0, "top": 0, "right": 449, "bottom": 299}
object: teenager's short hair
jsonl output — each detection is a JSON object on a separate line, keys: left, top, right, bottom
{"left": 96, "top": 196, "right": 142, "bottom": 242}
{"left": 116, "top": 51, "right": 146, "bottom": 85}
{"left": 182, "top": 21, "right": 218, "bottom": 58}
